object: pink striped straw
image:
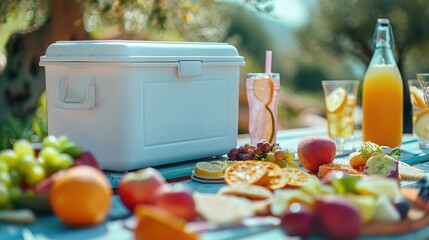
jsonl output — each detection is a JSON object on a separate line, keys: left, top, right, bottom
{"left": 265, "top": 50, "right": 272, "bottom": 74}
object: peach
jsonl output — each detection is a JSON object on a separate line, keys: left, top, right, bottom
{"left": 153, "top": 183, "right": 197, "bottom": 222}
{"left": 297, "top": 136, "right": 336, "bottom": 172}
{"left": 118, "top": 168, "right": 166, "bottom": 212}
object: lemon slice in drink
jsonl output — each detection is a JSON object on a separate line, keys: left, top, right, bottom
{"left": 410, "top": 86, "right": 428, "bottom": 110}
{"left": 254, "top": 77, "right": 275, "bottom": 105}
{"left": 414, "top": 110, "right": 429, "bottom": 139}
{"left": 255, "top": 106, "right": 276, "bottom": 143}
{"left": 194, "top": 162, "right": 224, "bottom": 178}
{"left": 325, "top": 87, "right": 348, "bottom": 114}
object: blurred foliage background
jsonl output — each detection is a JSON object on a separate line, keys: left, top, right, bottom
{"left": 2, "top": 0, "right": 429, "bottom": 149}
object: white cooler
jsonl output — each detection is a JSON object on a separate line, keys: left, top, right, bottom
{"left": 39, "top": 40, "right": 244, "bottom": 171}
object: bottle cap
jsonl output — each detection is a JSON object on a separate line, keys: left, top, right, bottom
{"left": 372, "top": 18, "right": 395, "bottom": 49}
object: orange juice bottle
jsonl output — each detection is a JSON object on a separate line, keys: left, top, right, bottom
{"left": 362, "top": 19, "right": 403, "bottom": 148}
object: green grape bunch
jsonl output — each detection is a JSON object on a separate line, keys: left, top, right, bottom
{"left": 0, "top": 135, "right": 82, "bottom": 209}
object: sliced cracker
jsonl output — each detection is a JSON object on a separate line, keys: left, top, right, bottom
{"left": 398, "top": 161, "right": 426, "bottom": 180}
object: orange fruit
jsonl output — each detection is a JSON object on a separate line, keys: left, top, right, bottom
{"left": 134, "top": 205, "right": 198, "bottom": 240}
{"left": 349, "top": 151, "right": 366, "bottom": 169}
{"left": 50, "top": 166, "right": 112, "bottom": 227}
{"left": 282, "top": 168, "right": 312, "bottom": 188}
{"left": 224, "top": 161, "right": 268, "bottom": 186}
{"left": 259, "top": 161, "right": 287, "bottom": 190}
{"left": 325, "top": 87, "right": 348, "bottom": 114}
{"left": 253, "top": 77, "right": 275, "bottom": 105}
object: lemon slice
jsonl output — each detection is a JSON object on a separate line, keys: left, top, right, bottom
{"left": 410, "top": 86, "right": 428, "bottom": 110}
{"left": 253, "top": 77, "right": 275, "bottom": 105}
{"left": 414, "top": 111, "right": 429, "bottom": 139}
{"left": 255, "top": 106, "right": 276, "bottom": 143}
{"left": 194, "top": 162, "right": 224, "bottom": 178}
{"left": 325, "top": 87, "right": 348, "bottom": 114}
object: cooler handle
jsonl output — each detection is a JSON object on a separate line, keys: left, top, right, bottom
{"left": 54, "top": 78, "right": 95, "bottom": 110}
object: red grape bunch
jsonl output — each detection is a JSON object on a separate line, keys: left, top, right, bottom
{"left": 226, "top": 139, "right": 298, "bottom": 168}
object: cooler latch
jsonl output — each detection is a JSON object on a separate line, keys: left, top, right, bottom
{"left": 178, "top": 61, "right": 202, "bottom": 77}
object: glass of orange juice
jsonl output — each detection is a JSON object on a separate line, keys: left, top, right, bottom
{"left": 321, "top": 80, "right": 359, "bottom": 154}
{"left": 246, "top": 73, "right": 280, "bottom": 145}
{"left": 409, "top": 78, "right": 429, "bottom": 153}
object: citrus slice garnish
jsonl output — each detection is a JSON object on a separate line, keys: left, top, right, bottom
{"left": 414, "top": 110, "right": 429, "bottom": 139}
{"left": 255, "top": 106, "right": 276, "bottom": 143}
{"left": 259, "top": 161, "right": 287, "bottom": 190}
{"left": 410, "top": 86, "right": 428, "bottom": 110}
{"left": 194, "top": 162, "right": 224, "bottom": 178}
{"left": 253, "top": 77, "right": 275, "bottom": 105}
{"left": 224, "top": 161, "right": 269, "bottom": 186}
{"left": 325, "top": 87, "right": 348, "bottom": 114}
{"left": 282, "top": 168, "right": 312, "bottom": 188}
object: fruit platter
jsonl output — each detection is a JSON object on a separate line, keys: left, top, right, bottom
{"left": 0, "top": 134, "right": 429, "bottom": 239}
{"left": 182, "top": 138, "right": 429, "bottom": 239}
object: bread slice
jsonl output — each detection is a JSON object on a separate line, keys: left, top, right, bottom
{"left": 318, "top": 162, "right": 361, "bottom": 178}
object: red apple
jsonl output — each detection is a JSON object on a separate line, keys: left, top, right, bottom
{"left": 118, "top": 168, "right": 166, "bottom": 212}
{"left": 315, "top": 195, "right": 362, "bottom": 239}
{"left": 153, "top": 183, "right": 197, "bottom": 222}
{"left": 297, "top": 136, "right": 336, "bottom": 172}
{"left": 280, "top": 202, "right": 315, "bottom": 237}
{"left": 73, "top": 151, "right": 100, "bottom": 169}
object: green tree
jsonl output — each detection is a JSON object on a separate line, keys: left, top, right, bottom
{"left": 0, "top": 0, "right": 275, "bottom": 148}
{"left": 0, "top": 0, "right": 273, "bottom": 121}
{"left": 297, "top": 0, "right": 429, "bottom": 133}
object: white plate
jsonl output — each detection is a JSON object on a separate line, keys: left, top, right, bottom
{"left": 192, "top": 170, "right": 224, "bottom": 180}
{"left": 191, "top": 174, "right": 225, "bottom": 184}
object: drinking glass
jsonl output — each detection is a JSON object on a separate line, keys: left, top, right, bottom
{"left": 321, "top": 80, "right": 360, "bottom": 154}
{"left": 417, "top": 73, "right": 429, "bottom": 108}
{"left": 246, "top": 73, "right": 280, "bottom": 145}
{"left": 409, "top": 78, "right": 429, "bottom": 153}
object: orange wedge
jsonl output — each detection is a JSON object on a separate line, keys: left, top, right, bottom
{"left": 134, "top": 205, "right": 198, "bottom": 240}
{"left": 224, "top": 161, "right": 269, "bottom": 186}
{"left": 410, "top": 86, "right": 429, "bottom": 110}
{"left": 282, "top": 168, "right": 312, "bottom": 188}
{"left": 259, "top": 161, "right": 287, "bottom": 190}
{"left": 325, "top": 87, "right": 348, "bottom": 114}
{"left": 414, "top": 110, "right": 429, "bottom": 139}
{"left": 254, "top": 77, "right": 275, "bottom": 105}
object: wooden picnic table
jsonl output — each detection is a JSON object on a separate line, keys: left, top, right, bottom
{"left": 1, "top": 127, "right": 428, "bottom": 239}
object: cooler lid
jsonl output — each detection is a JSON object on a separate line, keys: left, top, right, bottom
{"left": 40, "top": 40, "right": 244, "bottom": 64}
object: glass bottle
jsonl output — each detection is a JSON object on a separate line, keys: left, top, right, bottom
{"left": 362, "top": 18, "right": 403, "bottom": 148}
